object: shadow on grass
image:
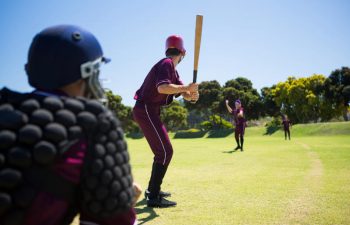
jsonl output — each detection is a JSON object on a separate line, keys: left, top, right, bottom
{"left": 222, "top": 148, "right": 239, "bottom": 154}
{"left": 207, "top": 129, "right": 234, "bottom": 138}
{"left": 135, "top": 198, "right": 159, "bottom": 224}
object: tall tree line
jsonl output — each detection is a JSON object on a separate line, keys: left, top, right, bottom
{"left": 106, "top": 67, "right": 350, "bottom": 133}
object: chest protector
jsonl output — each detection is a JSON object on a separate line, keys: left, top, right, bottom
{"left": 0, "top": 88, "right": 134, "bottom": 225}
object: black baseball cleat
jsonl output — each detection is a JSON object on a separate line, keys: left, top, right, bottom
{"left": 144, "top": 190, "right": 171, "bottom": 198}
{"left": 234, "top": 146, "right": 241, "bottom": 150}
{"left": 147, "top": 196, "right": 177, "bottom": 208}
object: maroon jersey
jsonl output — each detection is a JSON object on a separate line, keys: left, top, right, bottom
{"left": 282, "top": 119, "right": 291, "bottom": 129}
{"left": 134, "top": 58, "right": 183, "bottom": 106}
{"left": 231, "top": 107, "right": 245, "bottom": 127}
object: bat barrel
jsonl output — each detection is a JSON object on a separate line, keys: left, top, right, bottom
{"left": 193, "top": 15, "right": 203, "bottom": 72}
{"left": 191, "top": 15, "right": 203, "bottom": 104}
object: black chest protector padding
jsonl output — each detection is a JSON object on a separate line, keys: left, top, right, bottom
{"left": 0, "top": 88, "right": 134, "bottom": 224}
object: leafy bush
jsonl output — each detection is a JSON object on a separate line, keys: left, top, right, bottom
{"left": 200, "top": 115, "right": 233, "bottom": 130}
{"left": 126, "top": 132, "right": 144, "bottom": 139}
{"left": 161, "top": 100, "right": 188, "bottom": 131}
{"left": 174, "top": 128, "right": 207, "bottom": 139}
{"left": 221, "top": 118, "right": 234, "bottom": 129}
{"left": 200, "top": 121, "right": 212, "bottom": 131}
{"left": 265, "top": 117, "right": 281, "bottom": 135}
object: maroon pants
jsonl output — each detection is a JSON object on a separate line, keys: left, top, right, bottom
{"left": 235, "top": 124, "right": 245, "bottom": 138}
{"left": 133, "top": 102, "right": 173, "bottom": 166}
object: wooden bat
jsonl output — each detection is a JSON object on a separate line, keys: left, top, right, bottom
{"left": 191, "top": 15, "right": 203, "bottom": 104}
{"left": 193, "top": 14, "right": 203, "bottom": 83}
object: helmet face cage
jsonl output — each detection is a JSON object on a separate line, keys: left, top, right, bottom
{"left": 81, "top": 57, "right": 106, "bottom": 102}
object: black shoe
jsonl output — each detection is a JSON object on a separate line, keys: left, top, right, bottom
{"left": 234, "top": 146, "right": 241, "bottom": 150}
{"left": 147, "top": 196, "right": 177, "bottom": 208}
{"left": 241, "top": 148, "right": 243, "bottom": 152}
{"left": 145, "top": 189, "right": 171, "bottom": 198}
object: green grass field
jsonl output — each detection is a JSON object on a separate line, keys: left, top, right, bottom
{"left": 129, "top": 122, "right": 350, "bottom": 225}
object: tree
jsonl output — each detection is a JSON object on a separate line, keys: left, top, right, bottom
{"left": 324, "top": 67, "right": 350, "bottom": 121}
{"left": 105, "top": 90, "right": 140, "bottom": 133}
{"left": 271, "top": 75, "right": 335, "bottom": 123}
{"left": 161, "top": 100, "right": 188, "bottom": 131}
{"left": 184, "top": 80, "right": 228, "bottom": 129}
{"left": 185, "top": 80, "right": 222, "bottom": 120}
{"left": 261, "top": 85, "right": 280, "bottom": 117}
{"left": 221, "top": 77, "right": 262, "bottom": 120}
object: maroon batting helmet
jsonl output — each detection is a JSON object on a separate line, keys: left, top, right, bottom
{"left": 165, "top": 35, "right": 186, "bottom": 54}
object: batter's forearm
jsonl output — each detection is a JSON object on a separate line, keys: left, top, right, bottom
{"left": 157, "top": 84, "right": 189, "bottom": 94}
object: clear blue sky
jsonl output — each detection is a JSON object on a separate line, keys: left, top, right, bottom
{"left": 0, "top": 0, "right": 349, "bottom": 106}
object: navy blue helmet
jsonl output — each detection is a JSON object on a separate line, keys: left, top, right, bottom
{"left": 25, "top": 25, "right": 109, "bottom": 99}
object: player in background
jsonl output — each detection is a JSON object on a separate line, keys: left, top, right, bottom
{"left": 133, "top": 35, "right": 199, "bottom": 208}
{"left": 282, "top": 115, "right": 292, "bottom": 140}
{"left": 225, "top": 99, "right": 246, "bottom": 151}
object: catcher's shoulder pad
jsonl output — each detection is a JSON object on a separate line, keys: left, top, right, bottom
{"left": 0, "top": 89, "right": 77, "bottom": 224}
{"left": 0, "top": 88, "right": 134, "bottom": 223}
{"left": 78, "top": 98, "right": 134, "bottom": 218}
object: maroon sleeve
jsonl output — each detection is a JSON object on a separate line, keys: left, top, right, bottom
{"left": 175, "top": 71, "right": 184, "bottom": 85}
{"left": 156, "top": 59, "right": 174, "bottom": 88}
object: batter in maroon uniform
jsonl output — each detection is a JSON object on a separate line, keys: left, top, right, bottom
{"left": 282, "top": 115, "right": 292, "bottom": 140}
{"left": 225, "top": 99, "right": 246, "bottom": 151}
{"left": 133, "top": 35, "right": 199, "bottom": 207}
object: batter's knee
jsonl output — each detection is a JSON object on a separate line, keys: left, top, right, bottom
{"left": 153, "top": 145, "right": 173, "bottom": 166}
{"left": 164, "top": 147, "right": 173, "bottom": 165}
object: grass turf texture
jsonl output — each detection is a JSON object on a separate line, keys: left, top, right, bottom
{"left": 73, "top": 122, "right": 350, "bottom": 224}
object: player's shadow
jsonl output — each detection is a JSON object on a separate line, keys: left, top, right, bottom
{"left": 135, "top": 198, "right": 159, "bottom": 224}
{"left": 222, "top": 149, "right": 239, "bottom": 154}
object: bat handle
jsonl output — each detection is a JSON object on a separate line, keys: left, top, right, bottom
{"left": 193, "top": 70, "right": 197, "bottom": 83}
{"left": 191, "top": 70, "right": 198, "bottom": 104}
